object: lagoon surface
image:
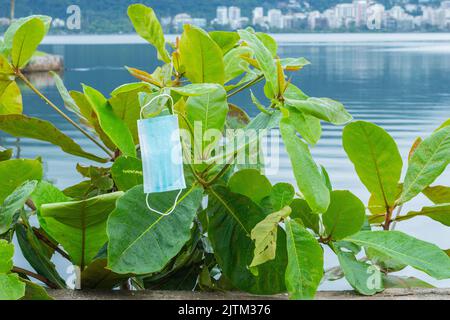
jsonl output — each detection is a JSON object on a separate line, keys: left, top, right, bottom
{"left": 2, "top": 35, "right": 449, "bottom": 290}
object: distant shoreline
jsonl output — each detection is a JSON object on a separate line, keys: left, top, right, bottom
{"left": 37, "top": 33, "right": 450, "bottom": 45}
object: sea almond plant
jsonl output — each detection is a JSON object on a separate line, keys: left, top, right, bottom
{"left": 0, "top": 4, "right": 449, "bottom": 300}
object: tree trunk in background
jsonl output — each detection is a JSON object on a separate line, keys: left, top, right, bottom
{"left": 10, "top": 0, "right": 15, "bottom": 20}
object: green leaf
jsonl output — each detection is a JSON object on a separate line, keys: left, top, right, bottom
{"left": 396, "top": 204, "right": 450, "bottom": 227}
{"left": 382, "top": 275, "right": 434, "bottom": 289}
{"left": 285, "top": 97, "right": 352, "bottom": 125}
{"left": 209, "top": 31, "right": 239, "bottom": 54}
{"left": 345, "top": 231, "right": 450, "bottom": 280}
{"left": 280, "top": 118, "right": 330, "bottom": 213}
{"left": 186, "top": 86, "right": 229, "bottom": 154}
{"left": 0, "top": 240, "right": 25, "bottom": 300}
{"left": 0, "top": 148, "right": 12, "bottom": 161}
{"left": 0, "top": 181, "right": 38, "bottom": 235}
{"left": 281, "top": 57, "right": 311, "bottom": 71}
{"left": 127, "top": 4, "right": 170, "bottom": 63}
{"left": 0, "top": 159, "right": 42, "bottom": 205}
{"left": 223, "top": 47, "right": 252, "bottom": 83}
{"left": 16, "top": 223, "right": 66, "bottom": 288}
{"left": 179, "top": 25, "right": 225, "bottom": 84}
{"left": 207, "top": 186, "right": 287, "bottom": 294}
{"left": 170, "top": 83, "right": 223, "bottom": 97}
{"left": 0, "top": 82, "right": 22, "bottom": 115}
{"left": 238, "top": 29, "right": 278, "bottom": 98}
{"left": 2, "top": 16, "right": 51, "bottom": 56}
{"left": 256, "top": 33, "right": 278, "bottom": 57}
{"left": 40, "top": 192, "right": 123, "bottom": 269}
{"left": 11, "top": 18, "right": 46, "bottom": 68}
{"left": 109, "top": 82, "right": 152, "bottom": 144}
{"left": 285, "top": 219, "right": 323, "bottom": 300}
{"left": 81, "top": 258, "right": 128, "bottom": 289}
{"left": 83, "top": 85, "right": 136, "bottom": 157}
{"left": 343, "top": 121, "right": 402, "bottom": 209}
{"left": 227, "top": 103, "right": 251, "bottom": 129}
{"left": 51, "top": 72, "right": 83, "bottom": 117}
{"left": 0, "top": 114, "right": 107, "bottom": 163}
{"left": 0, "top": 273, "right": 26, "bottom": 300}
{"left": 250, "top": 206, "right": 291, "bottom": 267}
{"left": 323, "top": 190, "right": 366, "bottom": 241}
{"left": 111, "top": 156, "right": 143, "bottom": 191}
{"left": 21, "top": 279, "right": 53, "bottom": 300}
{"left": 336, "top": 250, "right": 383, "bottom": 296}
{"left": 290, "top": 199, "right": 320, "bottom": 234}
{"left": 423, "top": 185, "right": 450, "bottom": 204}
{"left": 0, "top": 240, "right": 14, "bottom": 273}
{"left": 401, "top": 126, "right": 450, "bottom": 204}
{"left": 228, "top": 169, "right": 272, "bottom": 204}
{"left": 107, "top": 185, "right": 203, "bottom": 274}
{"left": 366, "top": 247, "right": 407, "bottom": 272}
{"left": 270, "top": 183, "right": 295, "bottom": 211}
{"left": 285, "top": 106, "right": 322, "bottom": 146}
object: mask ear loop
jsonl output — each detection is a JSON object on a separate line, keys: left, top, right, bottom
{"left": 140, "top": 92, "right": 183, "bottom": 216}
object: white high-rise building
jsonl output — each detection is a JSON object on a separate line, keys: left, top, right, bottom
{"left": 353, "top": 0, "right": 369, "bottom": 27}
{"left": 268, "top": 9, "right": 283, "bottom": 29}
{"left": 216, "top": 6, "right": 229, "bottom": 25}
{"left": 228, "top": 6, "right": 242, "bottom": 29}
{"left": 253, "top": 7, "right": 264, "bottom": 26}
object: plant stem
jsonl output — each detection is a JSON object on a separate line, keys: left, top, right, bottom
{"left": 16, "top": 71, "right": 114, "bottom": 158}
{"left": 32, "top": 227, "right": 71, "bottom": 261}
{"left": 227, "top": 74, "right": 264, "bottom": 98}
{"left": 12, "top": 266, "right": 59, "bottom": 289}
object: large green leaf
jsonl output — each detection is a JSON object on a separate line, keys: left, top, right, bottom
{"left": 186, "top": 86, "right": 229, "bottom": 154}
{"left": 238, "top": 29, "right": 278, "bottom": 98}
{"left": 179, "top": 25, "right": 224, "bottom": 84}
{"left": 285, "top": 219, "right": 323, "bottom": 300}
{"left": 51, "top": 72, "right": 83, "bottom": 118}
{"left": 423, "top": 185, "right": 450, "bottom": 204}
{"left": 270, "top": 183, "right": 295, "bottom": 211}
{"left": 223, "top": 47, "right": 252, "bottom": 83}
{"left": 40, "top": 192, "right": 123, "bottom": 269}
{"left": 0, "top": 114, "right": 107, "bottom": 163}
{"left": 11, "top": 18, "right": 46, "bottom": 68}
{"left": 209, "top": 31, "right": 239, "bottom": 54}
{"left": 111, "top": 156, "right": 143, "bottom": 191}
{"left": 109, "top": 81, "right": 152, "bottom": 144}
{"left": 0, "top": 181, "right": 37, "bottom": 235}
{"left": 170, "top": 83, "right": 222, "bottom": 97}
{"left": 228, "top": 169, "right": 272, "bottom": 204}
{"left": 0, "top": 240, "right": 25, "bottom": 300}
{"left": 207, "top": 186, "right": 287, "bottom": 294}
{"left": 280, "top": 118, "right": 330, "bottom": 213}
{"left": 285, "top": 107, "right": 322, "bottom": 146}
{"left": 250, "top": 206, "right": 291, "bottom": 267}
{"left": 0, "top": 159, "right": 42, "bottom": 204}
{"left": 290, "top": 199, "right": 320, "bottom": 234}
{"left": 16, "top": 223, "right": 66, "bottom": 288}
{"left": 285, "top": 97, "right": 352, "bottom": 125}
{"left": 83, "top": 85, "right": 136, "bottom": 157}
{"left": 345, "top": 231, "right": 450, "bottom": 279}
{"left": 0, "top": 82, "right": 22, "bottom": 115}
{"left": 107, "top": 185, "right": 203, "bottom": 274}
{"left": 323, "top": 190, "right": 366, "bottom": 241}
{"left": 382, "top": 275, "right": 434, "bottom": 289}
{"left": 401, "top": 126, "right": 450, "bottom": 204}
{"left": 2, "top": 16, "right": 51, "bottom": 56}
{"left": 343, "top": 121, "right": 402, "bottom": 209}
{"left": 396, "top": 204, "right": 450, "bottom": 226}
{"left": 336, "top": 250, "right": 383, "bottom": 295}
{"left": 81, "top": 258, "right": 128, "bottom": 289}
{"left": 21, "top": 279, "right": 53, "bottom": 300}
{"left": 127, "top": 4, "right": 170, "bottom": 63}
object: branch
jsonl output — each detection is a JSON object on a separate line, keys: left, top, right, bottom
{"left": 12, "top": 266, "right": 59, "bottom": 289}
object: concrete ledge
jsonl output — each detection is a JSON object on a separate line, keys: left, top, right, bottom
{"left": 47, "top": 288, "right": 450, "bottom": 300}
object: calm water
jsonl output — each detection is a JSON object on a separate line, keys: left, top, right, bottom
{"left": 3, "top": 39, "right": 449, "bottom": 290}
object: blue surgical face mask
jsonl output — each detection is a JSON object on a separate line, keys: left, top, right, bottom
{"left": 138, "top": 94, "right": 186, "bottom": 215}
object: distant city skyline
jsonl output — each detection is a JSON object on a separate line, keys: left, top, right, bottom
{"left": 160, "top": 0, "right": 450, "bottom": 32}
